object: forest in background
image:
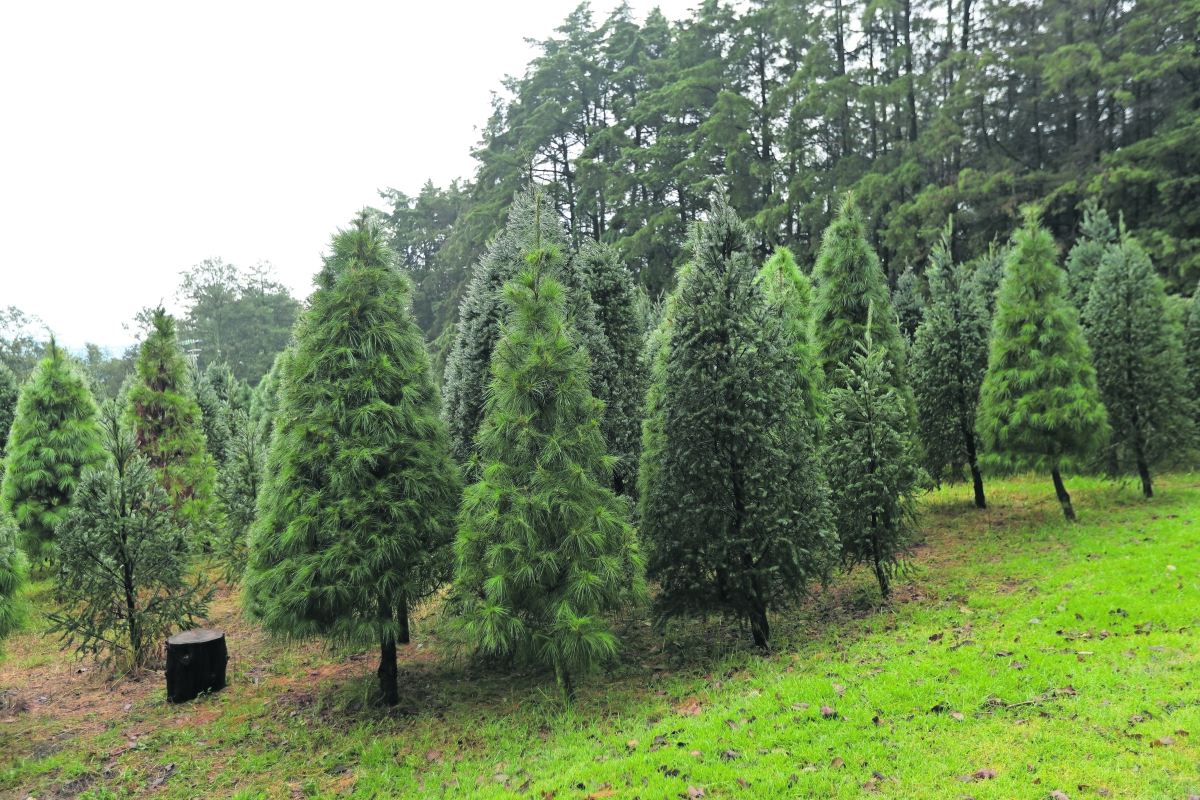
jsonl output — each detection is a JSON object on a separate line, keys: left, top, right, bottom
{"left": 380, "top": 0, "right": 1200, "bottom": 379}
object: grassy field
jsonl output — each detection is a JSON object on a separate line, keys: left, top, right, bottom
{"left": 2, "top": 473, "right": 1199, "bottom": 799}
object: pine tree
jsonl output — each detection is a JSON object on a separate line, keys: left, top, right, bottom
{"left": 1186, "top": 288, "right": 1200, "bottom": 420}
{"left": 1, "top": 340, "right": 105, "bottom": 562}
{"left": 825, "top": 311, "right": 922, "bottom": 597}
{"left": 126, "top": 309, "right": 216, "bottom": 528}
{"left": 892, "top": 265, "right": 925, "bottom": 343}
{"left": 190, "top": 361, "right": 231, "bottom": 467}
{"left": 451, "top": 245, "right": 644, "bottom": 702}
{"left": 245, "top": 214, "right": 461, "bottom": 707}
{"left": 47, "top": 403, "right": 213, "bottom": 668}
{"left": 249, "top": 350, "right": 288, "bottom": 444}
{"left": 0, "top": 512, "right": 29, "bottom": 645}
{"left": 976, "top": 208, "right": 1109, "bottom": 521}
{"left": 1064, "top": 200, "right": 1117, "bottom": 312}
{"left": 0, "top": 363, "right": 18, "bottom": 456}
{"left": 639, "top": 196, "right": 833, "bottom": 650}
{"left": 911, "top": 221, "right": 991, "bottom": 507}
{"left": 968, "top": 243, "right": 1008, "bottom": 320}
{"left": 757, "top": 246, "right": 824, "bottom": 424}
{"left": 214, "top": 409, "right": 263, "bottom": 581}
{"left": 812, "top": 195, "right": 911, "bottom": 398}
{"left": 442, "top": 190, "right": 615, "bottom": 467}
{"left": 578, "top": 240, "right": 648, "bottom": 496}
{"left": 1081, "top": 231, "right": 1195, "bottom": 497}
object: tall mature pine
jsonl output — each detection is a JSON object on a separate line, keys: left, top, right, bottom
{"left": 1, "top": 341, "right": 105, "bottom": 562}
{"left": 813, "top": 195, "right": 911, "bottom": 398}
{"left": 451, "top": 246, "right": 644, "bottom": 703}
{"left": 126, "top": 309, "right": 216, "bottom": 527}
{"left": 639, "top": 196, "right": 833, "bottom": 650}
{"left": 1081, "top": 232, "right": 1195, "bottom": 497}
{"left": 757, "top": 246, "right": 824, "bottom": 424}
{"left": 442, "top": 191, "right": 615, "bottom": 468}
{"left": 825, "top": 312, "right": 922, "bottom": 597}
{"left": 976, "top": 208, "right": 1109, "bottom": 521}
{"left": 912, "top": 221, "right": 991, "bottom": 507}
{"left": 1064, "top": 201, "right": 1117, "bottom": 312}
{"left": 578, "top": 240, "right": 648, "bottom": 497}
{"left": 0, "top": 512, "right": 28, "bottom": 644}
{"left": 245, "top": 214, "right": 461, "bottom": 707}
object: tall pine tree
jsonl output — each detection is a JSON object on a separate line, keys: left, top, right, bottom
{"left": 0, "top": 363, "right": 17, "bottom": 457}
{"left": 578, "top": 240, "right": 648, "bottom": 497}
{"left": 639, "top": 196, "right": 833, "bottom": 649}
{"left": 190, "top": 361, "right": 231, "bottom": 467}
{"left": 976, "top": 208, "right": 1109, "bottom": 521}
{"left": 0, "top": 512, "right": 28, "bottom": 645}
{"left": 912, "top": 221, "right": 991, "bottom": 507}
{"left": 126, "top": 309, "right": 216, "bottom": 528}
{"left": 1186, "top": 287, "right": 1200, "bottom": 420}
{"left": 1064, "top": 201, "right": 1117, "bottom": 312}
{"left": 892, "top": 265, "right": 925, "bottom": 344}
{"left": 1, "top": 340, "right": 105, "bottom": 562}
{"left": 1081, "top": 231, "right": 1195, "bottom": 497}
{"left": 757, "top": 246, "right": 824, "bottom": 424}
{"left": 825, "top": 310, "right": 922, "bottom": 597}
{"left": 451, "top": 245, "right": 644, "bottom": 702}
{"left": 245, "top": 214, "right": 461, "bottom": 707}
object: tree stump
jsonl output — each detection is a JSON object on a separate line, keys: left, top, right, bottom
{"left": 165, "top": 629, "right": 228, "bottom": 703}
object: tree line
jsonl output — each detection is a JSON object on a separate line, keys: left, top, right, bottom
{"left": 1, "top": 179, "right": 1197, "bottom": 706}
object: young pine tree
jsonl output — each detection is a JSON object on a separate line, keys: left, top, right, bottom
{"left": 249, "top": 350, "right": 288, "bottom": 444}
{"left": 812, "top": 195, "right": 911, "bottom": 400}
{"left": 968, "top": 243, "right": 1008, "bottom": 320}
{"left": 825, "top": 309, "right": 923, "bottom": 597}
{"left": 1081, "top": 232, "right": 1195, "bottom": 497}
{"left": 0, "top": 512, "right": 29, "bottom": 646}
{"left": 48, "top": 403, "right": 213, "bottom": 668}
{"left": 442, "top": 190, "right": 614, "bottom": 467}
{"left": 126, "top": 309, "right": 216, "bottom": 528}
{"left": 245, "top": 214, "right": 461, "bottom": 707}
{"left": 976, "top": 208, "right": 1109, "bottom": 521}
{"left": 892, "top": 265, "right": 925, "bottom": 344}
{"left": 451, "top": 245, "right": 644, "bottom": 702}
{"left": 0, "top": 362, "right": 18, "bottom": 456}
{"left": 757, "top": 246, "right": 824, "bottom": 424}
{"left": 639, "top": 196, "right": 833, "bottom": 650}
{"left": 911, "top": 221, "right": 991, "bottom": 508}
{"left": 578, "top": 240, "right": 648, "bottom": 496}
{"left": 1064, "top": 200, "right": 1117, "bottom": 312}
{"left": 1, "top": 340, "right": 105, "bottom": 562}
{"left": 190, "top": 361, "right": 231, "bottom": 467}
{"left": 1187, "top": 288, "right": 1200, "bottom": 421}
{"left": 214, "top": 409, "right": 263, "bottom": 581}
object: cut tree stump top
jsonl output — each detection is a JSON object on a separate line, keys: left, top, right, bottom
{"left": 168, "top": 629, "right": 225, "bottom": 645}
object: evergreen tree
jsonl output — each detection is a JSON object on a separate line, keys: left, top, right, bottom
{"left": 639, "top": 196, "right": 833, "bottom": 650}
{"left": 976, "top": 208, "right": 1109, "bottom": 521}
{"left": 249, "top": 350, "right": 288, "bottom": 444}
{"left": 0, "top": 512, "right": 28, "bottom": 646}
{"left": 214, "top": 409, "right": 263, "bottom": 581}
{"left": 1081, "top": 231, "right": 1195, "bottom": 497}
{"left": 245, "top": 214, "right": 461, "bottom": 707}
{"left": 1064, "top": 201, "right": 1117, "bottom": 312}
{"left": 757, "top": 246, "right": 824, "bottom": 424}
{"left": 441, "top": 190, "right": 614, "bottom": 467}
{"left": 1186, "top": 288, "right": 1200, "bottom": 420}
{"left": 451, "top": 246, "right": 644, "bottom": 702}
{"left": 968, "top": 243, "right": 1008, "bottom": 320}
{"left": 1, "top": 341, "right": 105, "bottom": 562}
{"left": 892, "top": 265, "right": 925, "bottom": 344}
{"left": 0, "top": 363, "right": 18, "bottom": 456}
{"left": 190, "top": 361, "right": 231, "bottom": 467}
{"left": 825, "top": 312, "right": 922, "bottom": 597}
{"left": 47, "top": 403, "right": 213, "bottom": 668}
{"left": 126, "top": 309, "right": 216, "bottom": 528}
{"left": 812, "top": 195, "right": 911, "bottom": 398}
{"left": 911, "top": 221, "right": 991, "bottom": 507}
{"left": 578, "top": 240, "right": 648, "bottom": 496}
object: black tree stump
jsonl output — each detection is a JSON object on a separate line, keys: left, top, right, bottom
{"left": 165, "top": 629, "right": 228, "bottom": 703}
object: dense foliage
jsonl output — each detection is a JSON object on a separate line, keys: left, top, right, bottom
{"left": 639, "top": 195, "right": 833, "bottom": 649}
{"left": 214, "top": 409, "right": 263, "bottom": 582}
{"left": 0, "top": 341, "right": 105, "bottom": 562}
{"left": 756, "top": 246, "right": 823, "bottom": 424}
{"left": 47, "top": 405, "right": 213, "bottom": 668}
{"left": 1064, "top": 202, "right": 1118, "bottom": 312}
{"left": 126, "top": 309, "right": 216, "bottom": 528}
{"left": 0, "top": 363, "right": 18, "bottom": 458}
{"left": 1082, "top": 232, "right": 1195, "bottom": 496}
{"left": 451, "top": 245, "right": 643, "bottom": 701}
{"left": 0, "top": 512, "right": 28, "bottom": 646}
{"left": 245, "top": 215, "right": 461, "bottom": 706}
{"left": 976, "top": 209, "right": 1109, "bottom": 520}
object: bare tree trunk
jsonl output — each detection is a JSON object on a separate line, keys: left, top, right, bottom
{"left": 1051, "top": 467, "right": 1077, "bottom": 521}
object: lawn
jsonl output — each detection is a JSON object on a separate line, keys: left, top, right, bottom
{"left": 2, "top": 473, "right": 1199, "bottom": 799}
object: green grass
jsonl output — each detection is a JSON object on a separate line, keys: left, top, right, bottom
{"left": 3, "top": 473, "right": 1200, "bottom": 799}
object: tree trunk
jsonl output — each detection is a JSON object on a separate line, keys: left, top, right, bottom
{"left": 398, "top": 592, "right": 410, "bottom": 645}
{"left": 165, "top": 629, "right": 228, "bottom": 703}
{"left": 962, "top": 427, "right": 987, "bottom": 509}
{"left": 554, "top": 656, "right": 575, "bottom": 704}
{"left": 378, "top": 603, "right": 399, "bottom": 707}
{"left": 1134, "top": 442, "right": 1153, "bottom": 498}
{"left": 1050, "top": 467, "right": 1076, "bottom": 521}
{"left": 749, "top": 599, "right": 771, "bottom": 650}
{"left": 871, "top": 514, "right": 890, "bottom": 598}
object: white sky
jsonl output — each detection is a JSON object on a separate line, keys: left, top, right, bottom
{"left": 0, "top": 0, "right": 695, "bottom": 352}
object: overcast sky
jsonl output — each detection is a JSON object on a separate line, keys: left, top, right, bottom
{"left": 0, "top": 0, "right": 695, "bottom": 351}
